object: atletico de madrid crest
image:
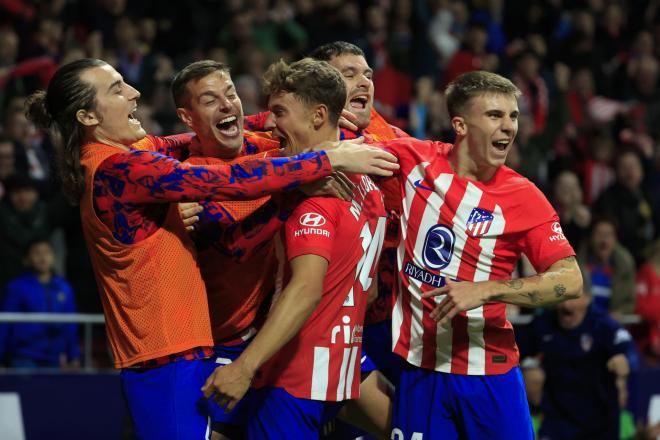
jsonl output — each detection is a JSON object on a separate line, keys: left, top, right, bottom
{"left": 465, "top": 207, "right": 494, "bottom": 238}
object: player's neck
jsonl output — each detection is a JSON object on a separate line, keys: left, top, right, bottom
{"left": 448, "top": 141, "right": 498, "bottom": 182}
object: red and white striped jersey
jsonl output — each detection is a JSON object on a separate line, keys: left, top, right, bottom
{"left": 382, "top": 138, "right": 575, "bottom": 375}
{"left": 256, "top": 174, "right": 388, "bottom": 400}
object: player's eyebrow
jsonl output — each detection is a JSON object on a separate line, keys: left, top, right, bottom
{"left": 198, "top": 91, "right": 219, "bottom": 100}
{"left": 107, "top": 80, "right": 122, "bottom": 92}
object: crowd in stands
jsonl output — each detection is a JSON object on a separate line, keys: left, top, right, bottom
{"left": 0, "top": 0, "right": 659, "bottom": 436}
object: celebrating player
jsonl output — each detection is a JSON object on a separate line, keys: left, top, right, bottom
{"left": 25, "top": 58, "right": 397, "bottom": 439}
{"left": 202, "top": 58, "right": 388, "bottom": 439}
{"left": 374, "top": 71, "right": 583, "bottom": 439}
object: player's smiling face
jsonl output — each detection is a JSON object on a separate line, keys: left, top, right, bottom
{"left": 78, "top": 64, "right": 146, "bottom": 147}
{"left": 178, "top": 71, "right": 244, "bottom": 159}
{"left": 458, "top": 92, "right": 519, "bottom": 171}
{"left": 328, "top": 54, "right": 374, "bottom": 130}
{"left": 268, "top": 91, "right": 316, "bottom": 156}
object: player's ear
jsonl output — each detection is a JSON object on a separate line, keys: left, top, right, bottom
{"left": 451, "top": 115, "right": 466, "bottom": 136}
{"left": 76, "top": 109, "right": 100, "bottom": 127}
{"left": 312, "top": 104, "right": 328, "bottom": 129}
{"left": 176, "top": 107, "right": 194, "bottom": 129}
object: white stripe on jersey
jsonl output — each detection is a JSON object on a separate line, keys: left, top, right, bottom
{"left": 450, "top": 183, "right": 486, "bottom": 374}
{"left": 344, "top": 346, "right": 359, "bottom": 399}
{"left": 408, "top": 173, "right": 454, "bottom": 366}
{"left": 400, "top": 162, "right": 429, "bottom": 243}
{"left": 467, "top": 205, "right": 506, "bottom": 375}
{"left": 475, "top": 205, "right": 506, "bottom": 279}
{"left": 336, "top": 347, "right": 351, "bottom": 400}
{"left": 392, "top": 277, "right": 404, "bottom": 352}
{"left": 311, "top": 347, "right": 330, "bottom": 400}
{"left": 393, "top": 163, "right": 428, "bottom": 354}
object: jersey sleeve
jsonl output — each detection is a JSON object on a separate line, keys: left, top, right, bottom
{"left": 131, "top": 134, "right": 194, "bottom": 160}
{"left": 518, "top": 188, "right": 576, "bottom": 272}
{"left": 601, "top": 318, "right": 634, "bottom": 358}
{"left": 94, "top": 149, "right": 332, "bottom": 204}
{"left": 284, "top": 198, "right": 340, "bottom": 263}
{"left": 244, "top": 112, "right": 271, "bottom": 131}
{"left": 193, "top": 193, "right": 301, "bottom": 262}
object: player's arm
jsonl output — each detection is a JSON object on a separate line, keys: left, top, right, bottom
{"left": 96, "top": 141, "right": 396, "bottom": 204}
{"left": 150, "top": 133, "right": 195, "bottom": 160}
{"left": 424, "top": 256, "right": 583, "bottom": 325}
{"left": 201, "top": 254, "right": 328, "bottom": 410}
{"left": 192, "top": 194, "right": 301, "bottom": 262}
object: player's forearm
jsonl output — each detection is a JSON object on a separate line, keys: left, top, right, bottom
{"left": 236, "top": 281, "right": 321, "bottom": 375}
{"left": 487, "top": 256, "right": 583, "bottom": 307}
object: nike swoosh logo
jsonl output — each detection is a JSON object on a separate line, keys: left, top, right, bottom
{"left": 414, "top": 179, "right": 434, "bottom": 191}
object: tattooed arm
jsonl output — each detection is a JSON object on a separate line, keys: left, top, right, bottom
{"left": 423, "top": 256, "right": 583, "bottom": 325}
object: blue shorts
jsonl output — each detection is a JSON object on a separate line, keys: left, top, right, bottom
{"left": 248, "top": 387, "right": 343, "bottom": 439}
{"left": 121, "top": 358, "right": 216, "bottom": 440}
{"left": 362, "top": 319, "right": 402, "bottom": 386}
{"left": 207, "top": 340, "right": 257, "bottom": 434}
{"left": 360, "top": 352, "right": 378, "bottom": 375}
{"left": 391, "top": 364, "right": 534, "bottom": 440}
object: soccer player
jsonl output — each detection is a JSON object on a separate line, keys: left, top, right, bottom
{"left": 202, "top": 58, "right": 388, "bottom": 439}
{"left": 308, "top": 42, "right": 409, "bottom": 387}
{"left": 25, "top": 58, "right": 397, "bottom": 439}
{"left": 172, "top": 60, "right": 352, "bottom": 439}
{"left": 373, "top": 71, "right": 583, "bottom": 439}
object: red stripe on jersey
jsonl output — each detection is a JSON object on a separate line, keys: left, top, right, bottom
{"left": 421, "top": 297, "right": 438, "bottom": 368}
{"left": 393, "top": 278, "right": 413, "bottom": 360}
{"left": 483, "top": 303, "right": 517, "bottom": 374}
{"left": 450, "top": 312, "right": 469, "bottom": 374}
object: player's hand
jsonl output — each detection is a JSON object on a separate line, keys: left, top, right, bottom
{"left": 178, "top": 202, "right": 203, "bottom": 232}
{"left": 202, "top": 361, "right": 254, "bottom": 413}
{"left": 322, "top": 138, "right": 399, "bottom": 177}
{"left": 338, "top": 109, "right": 359, "bottom": 132}
{"left": 300, "top": 172, "right": 355, "bottom": 201}
{"left": 422, "top": 279, "right": 489, "bottom": 326}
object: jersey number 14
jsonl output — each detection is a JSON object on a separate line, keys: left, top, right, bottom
{"left": 344, "top": 217, "right": 387, "bottom": 307}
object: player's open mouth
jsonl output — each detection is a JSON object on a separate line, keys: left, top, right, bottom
{"left": 349, "top": 95, "right": 369, "bottom": 111}
{"left": 216, "top": 116, "right": 239, "bottom": 137}
{"left": 492, "top": 139, "right": 510, "bottom": 151}
{"left": 128, "top": 108, "right": 141, "bottom": 125}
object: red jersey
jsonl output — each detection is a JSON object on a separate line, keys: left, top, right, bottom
{"left": 257, "top": 174, "right": 388, "bottom": 401}
{"left": 382, "top": 138, "right": 575, "bottom": 375}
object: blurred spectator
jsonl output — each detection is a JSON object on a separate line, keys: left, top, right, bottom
{"left": 0, "top": 135, "right": 15, "bottom": 199}
{"left": 0, "top": 174, "right": 69, "bottom": 289}
{"left": 409, "top": 76, "right": 434, "bottom": 139}
{"left": 4, "top": 108, "right": 50, "bottom": 186}
{"left": 517, "top": 285, "right": 634, "bottom": 440}
{"left": 593, "top": 151, "right": 656, "bottom": 265}
{"left": 579, "top": 216, "right": 636, "bottom": 318}
{"left": 582, "top": 129, "right": 616, "bottom": 205}
{"left": 553, "top": 171, "right": 591, "bottom": 250}
{"left": 511, "top": 49, "right": 548, "bottom": 134}
{"left": 443, "top": 20, "right": 497, "bottom": 86}
{"left": 0, "top": 238, "right": 80, "bottom": 368}
{"left": 635, "top": 239, "right": 660, "bottom": 364}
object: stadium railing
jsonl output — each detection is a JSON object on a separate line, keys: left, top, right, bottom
{"left": 0, "top": 312, "right": 642, "bottom": 370}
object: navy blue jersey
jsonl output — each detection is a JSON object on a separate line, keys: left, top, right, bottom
{"left": 517, "top": 305, "right": 633, "bottom": 437}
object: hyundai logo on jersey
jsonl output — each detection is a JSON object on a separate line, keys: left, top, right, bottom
{"left": 465, "top": 207, "right": 494, "bottom": 238}
{"left": 422, "top": 224, "right": 455, "bottom": 270}
{"left": 299, "top": 212, "right": 326, "bottom": 227}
